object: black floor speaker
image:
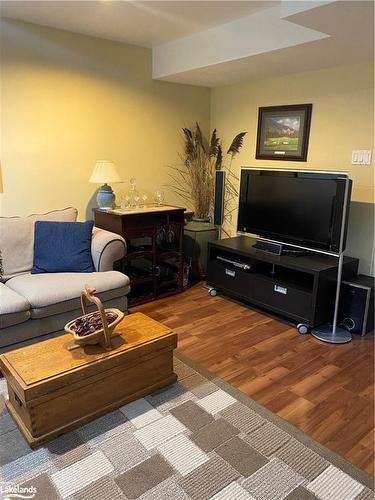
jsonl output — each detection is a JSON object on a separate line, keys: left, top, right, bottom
{"left": 338, "top": 274, "right": 374, "bottom": 335}
{"left": 214, "top": 170, "right": 225, "bottom": 225}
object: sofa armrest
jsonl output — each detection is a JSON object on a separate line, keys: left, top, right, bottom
{"left": 91, "top": 227, "right": 127, "bottom": 272}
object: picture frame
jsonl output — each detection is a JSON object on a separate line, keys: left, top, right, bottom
{"left": 255, "top": 104, "right": 312, "bottom": 161}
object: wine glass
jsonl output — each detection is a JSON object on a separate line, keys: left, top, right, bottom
{"left": 141, "top": 194, "right": 148, "bottom": 207}
{"left": 154, "top": 190, "right": 165, "bottom": 206}
{"left": 156, "top": 225, "right": 167, "bottom": 247}
{"left": 166, "top": 225, "right": 176, "bottom": 246}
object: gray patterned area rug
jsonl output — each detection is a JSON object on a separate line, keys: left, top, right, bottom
{"left": 0, "top": 352, "right": 373, "bottom": 500}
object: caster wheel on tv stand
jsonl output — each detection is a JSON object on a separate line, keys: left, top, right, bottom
{"left": 297, "top": 323, "right": 309, "bottom": 335}
{"left": 208, "top": 288, "right": 217, "bottom": 297}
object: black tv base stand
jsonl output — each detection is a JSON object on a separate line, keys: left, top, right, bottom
{"left": 207, "top": 236, "right": 359, "bottom": 330}
{"left": 252, "top": 239, "right": 313, "bottom": 257}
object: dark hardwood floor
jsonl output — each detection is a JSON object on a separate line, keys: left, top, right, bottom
{"left": 133, "top": 282, "right": 375, "bottom": 476}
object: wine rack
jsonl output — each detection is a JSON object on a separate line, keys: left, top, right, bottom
{"left": 93, "top": 206, "right": 185, "bottom": 307}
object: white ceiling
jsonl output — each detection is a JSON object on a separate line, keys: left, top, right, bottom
{"left": 1, "top": 0, "right": 373, "bottom": 87}
{"left": 154, "top": 0, "right": 375, "bottom": 86}
{"left": 0, "top": 1, "right": 278, "bottom": 48}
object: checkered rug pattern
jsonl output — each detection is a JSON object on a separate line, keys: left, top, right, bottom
{"left": 0, "top": 356, "right": 373, "bottom": 500}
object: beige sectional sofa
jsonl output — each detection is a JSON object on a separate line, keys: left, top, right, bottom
{"left": 0, "top": 207, "right": 130, "bottom": 350}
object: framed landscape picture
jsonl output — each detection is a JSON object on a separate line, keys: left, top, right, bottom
{"left": 255, "top": 104, "right": 312, "bottom": 161}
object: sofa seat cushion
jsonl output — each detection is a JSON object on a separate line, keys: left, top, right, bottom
{"left": 0, "top": 283, "right": 31, "bottom": 328}
{"left": 6, "top": 271, "right": 130, "bottom": 319}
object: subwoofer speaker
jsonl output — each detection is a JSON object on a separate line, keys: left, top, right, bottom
{"left": 214, "top": 170, "right": 225, "bottom": 225}
{"left": 338, "top": 274, "right": 374, "bottom": 336}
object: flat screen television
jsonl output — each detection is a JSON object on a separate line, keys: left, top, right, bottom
{"left": 237, "top": 169, "right": 352, "bottom": 254}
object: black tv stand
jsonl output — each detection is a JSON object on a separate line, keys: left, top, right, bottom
{"left": 207, "top": 236, "right": 359, "bottom": 329}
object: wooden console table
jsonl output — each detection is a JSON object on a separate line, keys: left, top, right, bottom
{"left": 93, "top": 205, "right": 185, "bottom": 307}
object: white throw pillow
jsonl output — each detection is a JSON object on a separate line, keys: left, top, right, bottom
{"left": 0, "top": 207, "right": 78, "bottom": 281}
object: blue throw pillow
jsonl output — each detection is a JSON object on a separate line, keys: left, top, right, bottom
{"left": 32, "top": 220, "right": 95, "bottom": 274}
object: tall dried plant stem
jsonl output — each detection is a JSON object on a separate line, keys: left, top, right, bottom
{"left": 167, "top": 124, "right": 246, "bottom": 226}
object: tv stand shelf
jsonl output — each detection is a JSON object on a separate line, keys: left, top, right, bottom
{"left": 207, "top": 236, "right": 359, "bottom": 328}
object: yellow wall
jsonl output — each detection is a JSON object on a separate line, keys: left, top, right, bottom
{"left": 1, "top": 19, "right": 374, "bottom": 274}
{"left": 210, "top": 63, "right": 374, "bottom": 275}
{"left": 0, "top": 19, "right": 210, "bottom": 219}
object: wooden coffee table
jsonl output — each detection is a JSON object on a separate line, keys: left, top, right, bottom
{"left": 0, "top": 312, "right": 177, "bottom": 448}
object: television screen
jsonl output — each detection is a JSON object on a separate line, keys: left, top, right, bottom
{"left": 237, "top": 169, "right": 351, "bottom": 253}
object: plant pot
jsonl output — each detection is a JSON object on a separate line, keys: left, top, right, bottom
{"left": 191, "top": 216, "right": 211, "bottom": 223}
{"left": 184, "top": 220, "right": 218, "bottom": 280}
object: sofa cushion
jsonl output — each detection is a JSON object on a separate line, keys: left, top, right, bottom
{"left": 0, "top": 283, "right": 31, "bottom": 328}
{"left": 32, "top": 220, "right": 94, "bottom": 274}
{"left": 0, "top": 207, "right": 78, "bottom": 281}
{"left": 0, "top": 296, "right": 127, "bottom": 348}
{"left": 6, "top": 271, "right": 130, "bottom": 319}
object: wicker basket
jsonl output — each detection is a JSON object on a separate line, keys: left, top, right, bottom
{"left": 64, "top": 285, "right": 124, "bottom": 350}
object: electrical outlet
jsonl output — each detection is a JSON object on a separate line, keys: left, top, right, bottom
{"left": 363, "top": 150, "right": 372, "bottom": 164}
{"left": 352, "top": 150, "right": 372, "bottom": 165}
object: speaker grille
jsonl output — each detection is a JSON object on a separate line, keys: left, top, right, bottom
{"left": 214, "top": 171, "right": 225, "bottom": 225}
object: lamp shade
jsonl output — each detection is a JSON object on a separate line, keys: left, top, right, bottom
{"left": 89, "top": 160, "right": 122, "bottom": 184}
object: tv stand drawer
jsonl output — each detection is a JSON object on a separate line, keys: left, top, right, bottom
{"left": 252, "top": 276, "right": 312, "bottom": 320}
{"left": 207, "top": 261, "right": 253, "bottom": 300}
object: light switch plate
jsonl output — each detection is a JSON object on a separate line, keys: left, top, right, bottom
{"left": 352, "top": 150, "right": 372, "bottom": 165}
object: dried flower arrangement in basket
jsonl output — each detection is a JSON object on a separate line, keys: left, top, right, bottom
{"left": 64, "top": 285, "right": 124, "bottom": 350}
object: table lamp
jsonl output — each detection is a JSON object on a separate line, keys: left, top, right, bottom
{"left": 89, "top": 160, "right": 122, "bottom": 209}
